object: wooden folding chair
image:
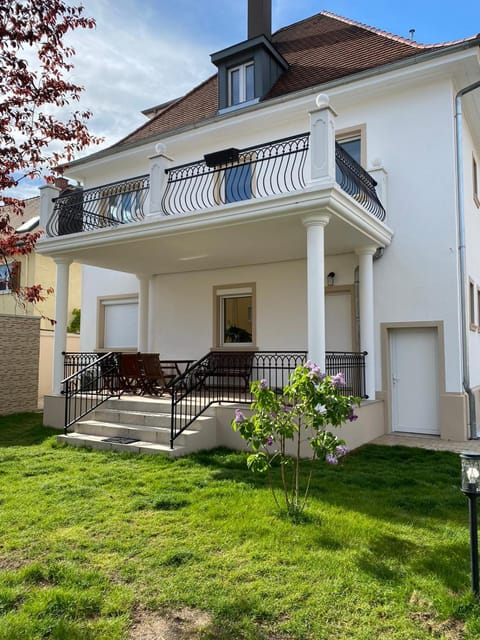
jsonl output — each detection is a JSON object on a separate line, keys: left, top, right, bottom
{"left": 118, "top": 352, "right": 146, "bottom": 395}
{"left": 139, "top": 353, "right": 182, "bottom": 396}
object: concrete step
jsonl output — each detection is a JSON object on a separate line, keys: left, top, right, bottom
{"left": 93, "top": 407, "right": 172, "bottom": 428}
{"left": 57, "top": 432, "right": 186, "bottom": 457}
{"left": 74, "top": 419, "right": 200, "bottom": 447}
{"left": 58, "top": 394, "right": 219, "bottom": 456}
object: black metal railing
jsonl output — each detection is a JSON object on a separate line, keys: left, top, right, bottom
{"left": 326, "top": 350, "right": 367, "bottom": 399}
{"left": 46, "top": 175, "right": 150, "bottom": 236}
{"left": 161, "top": 133, "right": 310, "bottom": 215}
{"left": 169, "top": 350, "right": 367, "bottom": 448}
{"left": 63, "top": 352, "right": 121, "bottom": 433}
{"left": 335, "top": 144, "right": 386, "bottom": 221}
{"left": 61, "top": 350, "right": 367, "bottom": 446}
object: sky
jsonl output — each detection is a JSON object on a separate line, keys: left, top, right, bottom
{"left": 9, "top": 0, "right": 480, "bottom": 199}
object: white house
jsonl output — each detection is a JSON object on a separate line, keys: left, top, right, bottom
{"left": 38, "top": 2, "right": 480, "bottom": 454}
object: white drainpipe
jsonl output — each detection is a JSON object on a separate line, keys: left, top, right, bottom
{"left": 455, "top": 80, "right": 480, "bottom": 439}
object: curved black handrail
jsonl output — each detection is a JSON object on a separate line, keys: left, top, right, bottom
{"left": 162, "top": 133, "right": 310, "bottom": 215}
{"left": 335, "top": 144, "right": 386, "bottom": 221}
{"left": 46, "top": 175, "right": 150, "bottom": 237}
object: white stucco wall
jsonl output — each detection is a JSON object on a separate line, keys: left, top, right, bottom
{"left": 80, "top": 265, "right": 139, "bottom": 351}
{"left": 335, "top": 78, "right": 462, "bottom": 392}
{"left": 71, "top": 68, "right": 466, "bottom": 398}
{"left": 463, "top": 112, "right": 480, "bottom": 387}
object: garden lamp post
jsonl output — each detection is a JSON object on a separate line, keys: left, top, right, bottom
{"left": 460, "top": 452, "right": 480, "bottom": 596}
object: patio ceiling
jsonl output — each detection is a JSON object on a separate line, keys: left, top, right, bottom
{"left": 38, "top": 188, "right": 393, "bottom": 276}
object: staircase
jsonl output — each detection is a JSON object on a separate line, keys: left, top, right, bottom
{"left": 57, "top": 396, "right": 217, "bottom": 457}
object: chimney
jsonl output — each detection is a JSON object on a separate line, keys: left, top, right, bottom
{"left": 248, "top": 0, "right": 271, "bottom": 39}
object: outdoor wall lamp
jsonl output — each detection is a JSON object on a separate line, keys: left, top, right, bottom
{"left": 327, "top": 272, "right": 336, "bottom": 287}
{"left": 460, "top": 452, "right": 480, "bottom": 595}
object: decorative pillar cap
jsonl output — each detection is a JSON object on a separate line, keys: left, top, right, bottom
{"left": 302, "top": 214, "right": 330, "bottom": 228}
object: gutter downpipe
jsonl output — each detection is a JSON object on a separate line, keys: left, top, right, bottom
{"left": 455, "top": 80, "right": 480, "bottom": 439}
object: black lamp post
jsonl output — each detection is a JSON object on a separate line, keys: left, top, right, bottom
{"left": 460, "top": 452, "right": 480, "bottom": 595}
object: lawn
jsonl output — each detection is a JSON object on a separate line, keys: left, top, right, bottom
{"left": 0, "top": 412, "right": 479, "bottom": 639}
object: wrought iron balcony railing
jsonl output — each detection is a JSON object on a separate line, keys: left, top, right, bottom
{"left": 161, "top": 133, "right": 310, "bottom": 215}
{"left": 335, "top": 144, "right": 386, "bottom": 221}
{"left": 45, "top": 135, "right": 385, "bottom": 237}
{"left": 46, "top": 175, "right": 149, "bottom": 237}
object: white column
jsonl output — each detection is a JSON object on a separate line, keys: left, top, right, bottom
{"left": 356, "top": 247, "right": 377, "bottom": 399}
{"left": 369, "top": 160, "right": 388, "bottom": 211}
{"left": 303, "top": 215, "right": 330, "bottom": 370}
{"left": 137, "top": 275, "right": 150, "bottom": 352}
{"left": 39, "top": 184, "right": 60, "bottom": 230}
{"left": 52, "top": 257, "right": 71, "bottom": 394}
{"left": 148, "top": 143, "right": 173, "bottom": 216}
{"left": 147, "top": 275, "right": 157, "bottom": 352}
{"left": 309, "top": 94, "right": 337, "bottom": 187}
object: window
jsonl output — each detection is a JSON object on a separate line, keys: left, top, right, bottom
{"left": 228, "top": 61, "right": 255, "bottom": 106}
{"left": 0, "top": 261, "right": 20, "bottom": 294}
{"left": 474, "top": 156, "right": 480, "bottom": 208}
{"left": 214, "top": 284, "right": 256, "bottom": 348}
{"left": 336, "top": 126, "right": 366, "bottom": 166}
{"left": 97, "top": 295, "right": 138, "bottom": 351}
{"left": 225, "top": 164, "right": 253, "bottom": 203}
{"left": 470, "top": 279, "right": 476, "bottom": 330}
{"left": 477, "top": 287, "right": 480, "bottom": 334}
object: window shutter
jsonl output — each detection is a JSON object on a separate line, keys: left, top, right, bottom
{"left": 9, "top": 261, "right": 21, "bottom": 291}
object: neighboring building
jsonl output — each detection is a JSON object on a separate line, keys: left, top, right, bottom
{"left": 1, "top": 196, "right": 82, "bottom": 402}
{"left": 1, "top": 196, "right": 82, "bottom": 331}
{"left": 38, "top": 2, "right": 480, "bottom": 449}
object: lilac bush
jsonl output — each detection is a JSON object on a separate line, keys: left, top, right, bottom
{"left": 232, "top": 362, "right": 361, "bottom": 519}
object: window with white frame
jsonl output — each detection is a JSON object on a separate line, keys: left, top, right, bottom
{"left": 228, "top": 61, "right": 255, "bottom": 106}
{"left": 214, "top": 284, "right": 255, "bottom": 347}
{"left": 97, "top": 295, "right": 138, "bottom": 350}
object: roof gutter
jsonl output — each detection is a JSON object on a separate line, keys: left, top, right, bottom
{"left": 455, "top": 79, "right": 480, "bottom": 439}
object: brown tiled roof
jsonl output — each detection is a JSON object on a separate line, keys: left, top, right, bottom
{"left": 113, "top": 11, "right": 478, "bottom": 149}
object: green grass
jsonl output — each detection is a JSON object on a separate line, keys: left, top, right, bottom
{"left": 0, "top": 412, "right": 479, "bottom": 639}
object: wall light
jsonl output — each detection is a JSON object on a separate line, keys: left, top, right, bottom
{"left": 327, "top": 272, "right": 336, "bottom": 287}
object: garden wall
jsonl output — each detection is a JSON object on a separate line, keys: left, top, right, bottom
{"left": 0, "top": 314, "right": 40, "bottom": 415}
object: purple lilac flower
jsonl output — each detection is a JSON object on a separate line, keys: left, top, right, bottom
{"left": 332, "top": 372, "right": 346, "bottom": 388}
{"left": 235, "top": 408, "right": 246, "bottom": 424}
{"left": 348, "top": 412, "right": 358, "bottom": 422}
{"left": 335, "top": 445, "right": 349, "bottom": 457}
{"left": 259, "top": 379, "right": 268, "bottom": 390}
{"left": 265, "top": 436, "right": 273, "bottom": 446}
{"left": 326, "top": 453, "right": 339, "bottom": 465}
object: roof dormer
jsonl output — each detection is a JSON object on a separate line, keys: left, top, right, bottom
{"left": 211, "top": 0, "right": 288, "bottom": 113}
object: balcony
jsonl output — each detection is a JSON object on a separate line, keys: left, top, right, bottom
{"left": 45, "top": 134, "right": 385, "bottom": 237}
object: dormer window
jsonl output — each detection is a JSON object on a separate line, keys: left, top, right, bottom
{"left": 229, "top": 61, "right": 255, "bottom": 106}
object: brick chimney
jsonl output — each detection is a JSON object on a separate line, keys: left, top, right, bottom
{"left": 248, "top": 0, "right": 271, "bottom": 39}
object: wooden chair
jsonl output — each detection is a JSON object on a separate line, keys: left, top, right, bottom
{"left": 118, "top": 352, "right": 145, "bottom": 395}
{"left": 139, "top": 353, "right": 182, "bottom": 396}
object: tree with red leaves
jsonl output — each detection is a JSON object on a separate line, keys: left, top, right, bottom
{"left": 0, "top": 1, "right": 101, "bottom": 311}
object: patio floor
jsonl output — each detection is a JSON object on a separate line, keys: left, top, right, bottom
{"left": 373, "top": 433, "right": 480, "bottom": 454}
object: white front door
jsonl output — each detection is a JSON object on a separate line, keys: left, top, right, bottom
{"left": 390, "top": 327, "right": 440, "bottom": 435}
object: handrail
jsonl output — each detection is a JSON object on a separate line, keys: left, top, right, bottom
{"left": 335, "top": 144, "right": 386, "bottom": 221}
{"left": 162, "top": 133, "right": 310, "bottom": 215}
{"left": 63, "top": 352, "right": 121, "bottom": 433}
{"left": 46, "top": 175, "right": 150, "bottom": 237}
